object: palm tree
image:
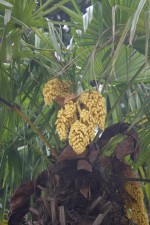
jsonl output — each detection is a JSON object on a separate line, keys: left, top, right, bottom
{"left": 0, "top": 0, "right": 150, "bottom": 224}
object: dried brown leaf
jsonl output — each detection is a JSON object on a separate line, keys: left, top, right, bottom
{"left": 80, "top": 186, "right": 91, "bottom": 199}
{"left": 55, "top": 174, "right": 60, "bottom": 187}
{"left": 58, "top": 145, "right": 87, "bottom": 162}
{"left": 77, "top": 159, "right": 92, "bottom": 172}
{"left": 98, "top": 123, "right": 141, "bottom": 161}
{"left": 87, "top": 143, "right": 99, "bottom": 164}
{"left": 9, "top": 181, "right": 34, "bottom": 213}
{"left": 115, "top": 136, "right": 136, "bottom": 160}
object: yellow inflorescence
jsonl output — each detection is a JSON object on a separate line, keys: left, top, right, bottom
{"left": 68, "top": 120, "right": 89, "bottom": 154}
{"left": 43, "top": 78, "right": 71, "bottom": 105}
{"left": 56, "top": 101, "right": 77, "bottom": 140}
{"left": 80, "top": 109, "right": 96, "bottom": 141}
{"left": 79, "top": 91, "right": 106, "bottom": 130}
{"left": 55, "top": 90, "right": 106, "bottom": 154}
{"left": 125, "top": 183, "right": 149, "bottom": 225}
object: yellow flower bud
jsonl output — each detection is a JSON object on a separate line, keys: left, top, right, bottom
{"left": 80, "top": 91, "right": 106, "bottom": 130}
{"left": 56, "top": 101, "right": 77, "bottom": 140}
{"left": 43, "top": 78, "right": 71, "bottom": 105}
{"left": 69, "top": 120, "right": 89, "bottom": 154}
{"left": 80, "top": 109, "right": 96, "bottom": 141}
{"left": 125, "top": 183, "right": 149, "bottom": 225}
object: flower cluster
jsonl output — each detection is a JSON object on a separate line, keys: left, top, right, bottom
{"left": 79, "top": 91, "right": 106, "bottom": 130}
{"left": 80, "top": 109, "right": 96, "bottom": 141}
{"left": 56, "top": 101, "right": 77, "bottom": 140}
{"left": 125, "top": 183, "right": 149, "bottom": 225}
{"left": 68, "top": 120, "right": 89, "bottom": 154}
{"left": 43, "top": 78, "right": 71, "bottom": 105}
{"left": 55, "top": 90, "right": 106, "bottom": 154}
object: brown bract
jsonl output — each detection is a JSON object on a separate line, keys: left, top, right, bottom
{"left": 64, "top": 94, "right": 78, "bottom": 104}
{"left": 115, "top": 136, "right": 136, "bottom": 160}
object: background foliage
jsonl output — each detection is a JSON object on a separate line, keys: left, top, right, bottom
{"left": 0, "top": 0, "right": 150, "bottom": 221}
